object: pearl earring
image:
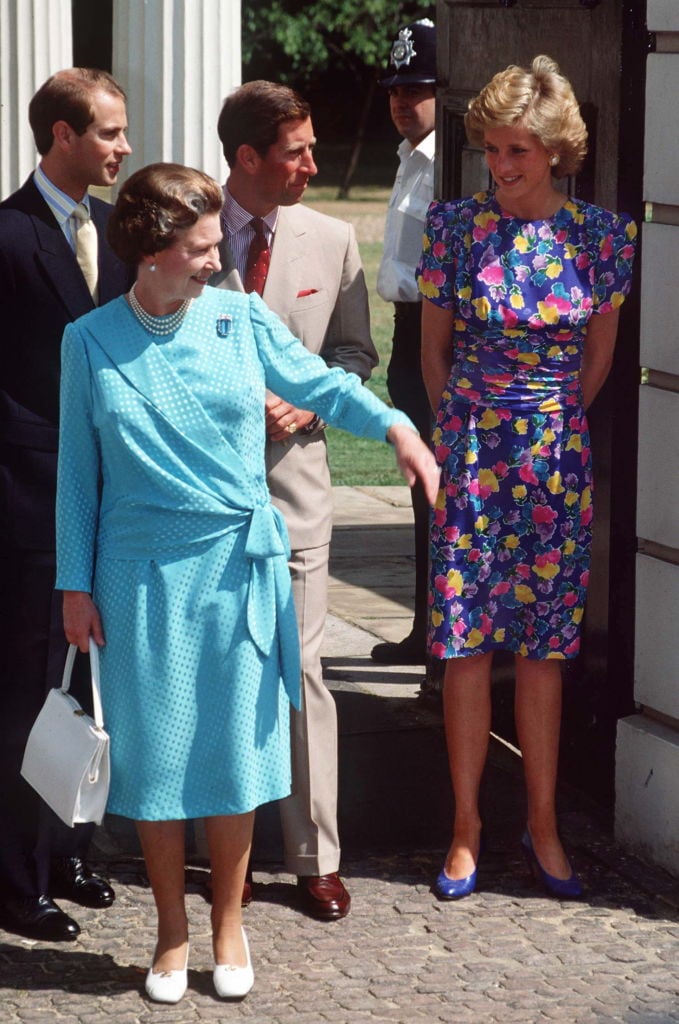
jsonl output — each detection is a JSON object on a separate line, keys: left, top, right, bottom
{"left": 549, "top": 155, "right": 559, "bottom": 167}
{"left": 149, "top": 263, "right": 156, "bottom": 272}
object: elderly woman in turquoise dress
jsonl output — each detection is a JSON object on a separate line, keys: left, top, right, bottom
{"left": 417, "top": 57, "right": 636, "bottom": 901}
{"left": 56, "top": 163, "right": 438, "bottom": 1003}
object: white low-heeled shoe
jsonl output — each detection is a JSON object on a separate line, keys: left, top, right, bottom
{"left": 145, "top": 944, "right": 189, "bottom": 1004}
{"left": 213, "top": 927, "right": 254, "bottom": 999}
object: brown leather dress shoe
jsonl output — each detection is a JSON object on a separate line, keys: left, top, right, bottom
{"left": 297, "top": 873, "right": 351, "bottom": 921}
{"left": 50, "top": 857, "right": 115, "bottom": 908}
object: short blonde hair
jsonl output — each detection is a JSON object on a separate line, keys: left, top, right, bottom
{"left": 464, "top": 55, "right": 587, "bottom": 178}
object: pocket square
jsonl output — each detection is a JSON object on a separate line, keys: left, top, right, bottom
{"left": 296, "top": 288, "right": 319, "bottom": 298}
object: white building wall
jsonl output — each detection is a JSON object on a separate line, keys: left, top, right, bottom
{"left": 0, "top": 0, "right": 241, "bottom": 199}
{"left": 0, "top": 0, "right": 73, "bottom": 197}
{"left": 647, "top": 0, "right": 679, "bottom": 32}
{"left": 634, "top": 556, "right": 679, "bottom": 721}
{"left": 615, "top": 8, "right": 679, "bottom": 878}
{"left": 112, "top": 0, "right": 241, "bottom": 186}
{"left": 616, "top": 717, "right": 679, "bottom": 871}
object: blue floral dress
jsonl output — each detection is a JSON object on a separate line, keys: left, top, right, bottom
{"left": 417, "top": 191, "right": 636, "bottom": 660}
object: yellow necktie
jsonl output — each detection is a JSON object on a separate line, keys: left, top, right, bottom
{"left": 73, "top": 203, "right": 99, "bottom": 302}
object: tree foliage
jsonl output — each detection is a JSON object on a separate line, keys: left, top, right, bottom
{"left": 242, "top": 0, "right": 436, "bottom": 195}
{"left": 243, "top": 0, "right": 436, "bottom": 86}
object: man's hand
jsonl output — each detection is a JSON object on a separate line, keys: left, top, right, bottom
{"left": 63, "top": 591, "right": 105, "bottom": 652}
{"left": 265, "top": 393, "right": 317, "bottom": 442}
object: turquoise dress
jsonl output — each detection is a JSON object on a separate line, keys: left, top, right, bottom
{"left": 417, "top": 192, "right": 636, "bottom": 661}
{"left": 56, "top": 288, "right": 410, "bottom": 821}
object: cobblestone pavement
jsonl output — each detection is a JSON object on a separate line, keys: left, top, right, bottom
{"left": 1, "top": 829, "right": 679, "bottom": 1024}
{"left": 2, "top": 488, "right": 678, "bottom": 1022}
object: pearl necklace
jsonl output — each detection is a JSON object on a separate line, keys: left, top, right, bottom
{"left": 127, "top": 283, "right": 192, "bottom": 336}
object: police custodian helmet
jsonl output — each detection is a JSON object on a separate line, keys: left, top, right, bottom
{"left": 379, "top": 18, "right": 436, "bottom": 88}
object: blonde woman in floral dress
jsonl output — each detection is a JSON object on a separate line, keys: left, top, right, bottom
{"left": 418, "top": 56, "right": 636, "bottom": 900}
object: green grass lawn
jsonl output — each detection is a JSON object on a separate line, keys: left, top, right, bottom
{"left": 304, "top": 191, "right": 406, "bottom": 487}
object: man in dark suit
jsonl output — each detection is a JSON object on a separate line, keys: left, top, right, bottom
{"left": 0, "top": 68, "right": 132, "bottom": 942}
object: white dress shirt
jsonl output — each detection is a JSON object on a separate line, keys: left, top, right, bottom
{"left": 376, "top": 130, "right": 435, "bottom": 304}
{"left": 33, "top": 164, "right": 91, "bottom": 253}
{"left": 221, "top": 186, "right": 278, "bottom": 280}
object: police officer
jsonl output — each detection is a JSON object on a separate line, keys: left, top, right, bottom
{"left": 372, "top": 19, "right": 437, "bottom": 666}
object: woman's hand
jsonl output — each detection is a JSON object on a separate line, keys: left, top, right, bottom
{"left": 387, "top": 424, "right": 440, "bottom": 506}
{"left": 63, "top": 591, "right": 105, "bottom": 652}
{"left": 581, "top": 309, "right": 620, "bottom": 409}
{"left": 421, "top": 301, "right": 455, "bottom": 413}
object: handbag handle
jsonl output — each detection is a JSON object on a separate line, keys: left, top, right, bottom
{"left": 60, "top": 639, "right": 105, "bottom": 729}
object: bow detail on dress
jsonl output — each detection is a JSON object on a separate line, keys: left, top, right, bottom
{"left": 243, "top": 502, "right": 300, "bottom": 708}
{"left": 245, "top": 503, "right": 290, "bottom": 657}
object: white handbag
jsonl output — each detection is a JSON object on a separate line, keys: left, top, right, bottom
{"left": 21, "top": 639, "right": 110, "bottom": 827}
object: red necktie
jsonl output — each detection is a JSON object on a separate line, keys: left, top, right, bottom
{"left": 244, "top": 218, "right": 271, "bottom": 296}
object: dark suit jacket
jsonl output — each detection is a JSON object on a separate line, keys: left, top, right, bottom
{"left": 0, "top": 176, "right": 131, "bottom": 550}
{"left": 0, "top": 176, "right": 131, "bottom": 896}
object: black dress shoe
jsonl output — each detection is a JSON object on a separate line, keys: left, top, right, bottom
{"left": 50, "top": 857, "right": 115, "bottom": 909}
{"left": 417, "top": 658, "right": 445, "bottom": 707}
{"left": 297, "top": 873, "right": 351, "bottom": 921}
{"left": 370, "top": 632, "right": 426, "bottom": 665}
{"left": 0, "top": 894, "right": 80, "bottom": 942}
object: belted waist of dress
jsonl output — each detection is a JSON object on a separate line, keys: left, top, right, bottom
{"left": 445, "top": 373, "right": 582, "bottom": 413}
{"left": 97, "top": 499, "right": 299, "bottom": 705}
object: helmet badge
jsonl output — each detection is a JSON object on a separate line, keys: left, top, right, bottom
{"left": 390, "top": 27, "right": 416, "bottom": 70}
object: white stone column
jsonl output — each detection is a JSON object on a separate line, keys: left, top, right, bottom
{"left": 0, "top": 0, "right": 73, "bottom": 197}
{"left": 112, "top": 0, "right": 241, "bottom": 186}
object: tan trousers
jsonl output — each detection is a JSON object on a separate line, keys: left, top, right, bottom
{"left": 279, "top": 543, "right": 340, "bottom": 876}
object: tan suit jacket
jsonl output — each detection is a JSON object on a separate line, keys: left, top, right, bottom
{"left": 212, "top": 201, "right": 376, "bottom": 871}
{"left": 214, "top": 202, "right": 377, "bottom": 550}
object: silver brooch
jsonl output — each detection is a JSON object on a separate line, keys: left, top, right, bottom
{"left": 216, "top": 315, "right": 232, "bottom": 338}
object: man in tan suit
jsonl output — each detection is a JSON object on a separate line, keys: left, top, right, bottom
{"left": 212, "top": 81, "right": 377, "bottom": 920}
